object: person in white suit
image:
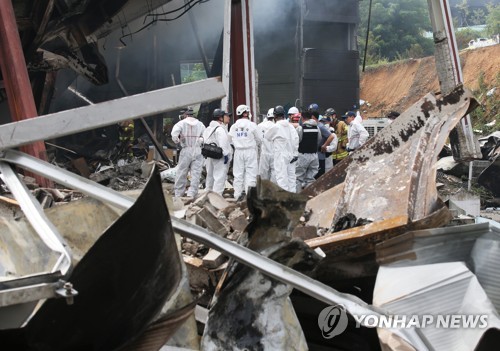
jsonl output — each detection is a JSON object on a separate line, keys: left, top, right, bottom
{"left": 228, "top": 104, "right": 262, "bottom": 201}
{"left": 171, "top": 107, "right": 206, "bottom": 198}
{"left": 203, "top": 109, "right": 232, "bottom": 195}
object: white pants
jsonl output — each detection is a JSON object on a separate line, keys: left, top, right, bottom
{"left": 325, "top": 156, "right": 333, "bottom": 173}
{"left": 232, "top": 148, "right": 258, "bottom": 198}
{"left": 259, "top": 152, "right": 274, "bottom": 181}
{"left": 273, "top": 152, "right": 296, "bottom": 192}
{"left": 296, "top": 153, "right": 319, "bottom": 192}
{"left": 205, "top": 157, "right": 228, "bottom": 195}
{"left": 174, "top": 146, "right": 204, "bottom": 197}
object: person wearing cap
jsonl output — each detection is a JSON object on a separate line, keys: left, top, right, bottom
{"left": 331, "top": 113, "right": 349, "bottom": 164}
{"left": 345, "top": 111, "right": 369, "bottom": 152}
{"left": 203, "top": 109, "right": 232, "bottom": 195}
{"left": 229, "top": 104, "right": 262, "bottom": 201}
{"left": 265, "top": 105, "right": 299, "bottom": 192}
{"left": 295, "top": 110, "right": 321, "bottom": 192}
{"left": 171, "top": 107, "right": 206, "bottom": 198}
{"left": 258, "top": 108, "right": 276, "bottom": 181}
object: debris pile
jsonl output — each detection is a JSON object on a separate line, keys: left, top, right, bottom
{"left": 2, "top": 85, "right": 500, "bottom": 351}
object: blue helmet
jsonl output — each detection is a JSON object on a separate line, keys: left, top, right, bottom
{"left": 308, "top": 103, "right": 319, "bottom": 112}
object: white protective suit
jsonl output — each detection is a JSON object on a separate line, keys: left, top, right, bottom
{"left": 203, "top": 121, "right": 232, "bottom": 195}
{"left": 347, "top": 120, "right": 369, "bottom": 151}
{"left": 354, "top": 110, "right": 363, "bottom": 124}
{"left": 325, "top": 128, "right": 338, "bottom": 173}
{"left": 257, "top": 118, "right": 275, "bottom": 181}
{"left": 229, "top": 117, "right": 262, "bottom": 199}
{"left": 171, "top": 116, "right": 206, "bottom": 197}
{"left": 265, "top": 119, "right": 299, "bottom": 192}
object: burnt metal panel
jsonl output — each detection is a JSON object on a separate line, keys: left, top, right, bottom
{"left": 253, "top": 0, "right": 359, "bottom": 114}
{"left": 0, "top": 170, "right": 183, "bottom": 350}
{"left": 303, "top": 21, "right": 352, "bottom": 50}
{"left": 303, "top": 0, "right": 359, "bottom": 23}
{"left": 302, "top": 49, "right": 359, "bottom": 114}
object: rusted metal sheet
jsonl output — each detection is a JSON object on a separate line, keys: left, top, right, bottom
{"left": 306, "top": 87, "right": 477, "bottom": 232}
{"left": 306, "top": 216, "right": 409, "bottom": 255}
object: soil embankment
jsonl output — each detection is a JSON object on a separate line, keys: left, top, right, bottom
{"left": 360, "top": 45, "right": 500, "bottom": 117}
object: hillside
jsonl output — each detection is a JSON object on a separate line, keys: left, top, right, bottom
{"left": 360, "top": 45, "right": 500, "bottom": 120}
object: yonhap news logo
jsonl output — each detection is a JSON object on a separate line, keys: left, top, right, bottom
{"left": 318, "top": 305, "right": 490, "bottom": 339}
{"left": 317, "top": 305, "right": 348, "bottom": 338}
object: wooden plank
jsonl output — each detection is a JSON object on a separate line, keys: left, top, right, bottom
{"left": 0, "top": 195, "right": 19, "bottom": 206}
{"left": 305, "top": 216, "right": 408, "bottom": 251}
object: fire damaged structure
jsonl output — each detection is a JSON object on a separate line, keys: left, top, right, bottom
{"left": 1, "top": 0, "right": 500, "bottom": 351}
{"left": 254, "top": 0, "right": 360, "bottom": 115}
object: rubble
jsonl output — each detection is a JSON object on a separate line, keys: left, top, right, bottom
{"left": 0, "top": 77, "right": 498, "bottom": 350}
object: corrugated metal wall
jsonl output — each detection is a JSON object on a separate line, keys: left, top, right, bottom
{"left": 254, "top": 0, "right": 359, "bottom": 116}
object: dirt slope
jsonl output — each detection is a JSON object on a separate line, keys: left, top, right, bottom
{"left": 360, "top": 45, "right": 500, "bottom": 117}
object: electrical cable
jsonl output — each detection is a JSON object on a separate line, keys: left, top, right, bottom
{"left": 120, "top": 0, "right": 210, "bottom": 46}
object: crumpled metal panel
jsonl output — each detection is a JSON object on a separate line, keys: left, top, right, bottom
{"left": 0, "top": 171, "right": 183, "bottom": 350}
{"left": 374, "top": 262, "right": 500, "bottom": 351}
{"left": 335, "top": 86, "right": 477, "bottom": 224}
{"left": 305, "top": 87, "right": 477, "bottom": 229}
{"left": 376, "top": 218, "right": 500, "bottom": 315}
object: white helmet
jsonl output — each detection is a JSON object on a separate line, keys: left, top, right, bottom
{"left": 236, "top": 104, "right": 250, "bottom": 116}
{"left": 267, "top": 108, "right": 275, "bottom": 118}
{"left": 288, "top": 106, "right": 299, "bottom": 115}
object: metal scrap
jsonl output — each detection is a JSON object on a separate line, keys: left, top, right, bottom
{"left": 201, "top": 179, "right": 320, "bottom": 351}
{"left": 304, "top": 87, "right": 477, "bottom": 243}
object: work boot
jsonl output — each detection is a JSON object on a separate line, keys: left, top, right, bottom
{"left": 236, "top": 191, "right": 246, "bottom": 202}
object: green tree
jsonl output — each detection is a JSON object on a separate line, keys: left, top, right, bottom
{"left": 182, "top": 63, "right": 207, "bottom": 83}
{"left": 486, "top": 4, "right": 500, "bottom": 36}
{"left": 456, "top": 0, "right": 470, "bottom": 27}
{"left": 359, "top": 0, "right": 434, "bottom": 64}
{"left": 471, "top": 8, "right": 487, "bottom": 25}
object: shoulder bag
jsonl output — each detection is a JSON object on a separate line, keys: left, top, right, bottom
{"left": 201, "top": 127, "right": 223, "bottom": 159}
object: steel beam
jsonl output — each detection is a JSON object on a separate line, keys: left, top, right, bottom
{"left": 0, "top": 77, "right": 225, "bottom": 151}
{"left": 0, "top": 0, "right": 50, "bottom": 186}
{"left": 0, "top": 149, "right": 428, "bottom": 350}
{"left": 221, "top": 0, "right": 232, "bottom": 111}
{"left": 230, "top": 0, "right": 257, "bottom": 120}
{"left": 0, "top": 162, "right": 72, "bottom": 276}
{"left": 427, "top": 0, "right": 481, "bottom": 161}
{"left": 0, "top": 282, "right": 61, "bottom": 308}
{"left": 67, "top": 85, "right": 174, "bottom": 167}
